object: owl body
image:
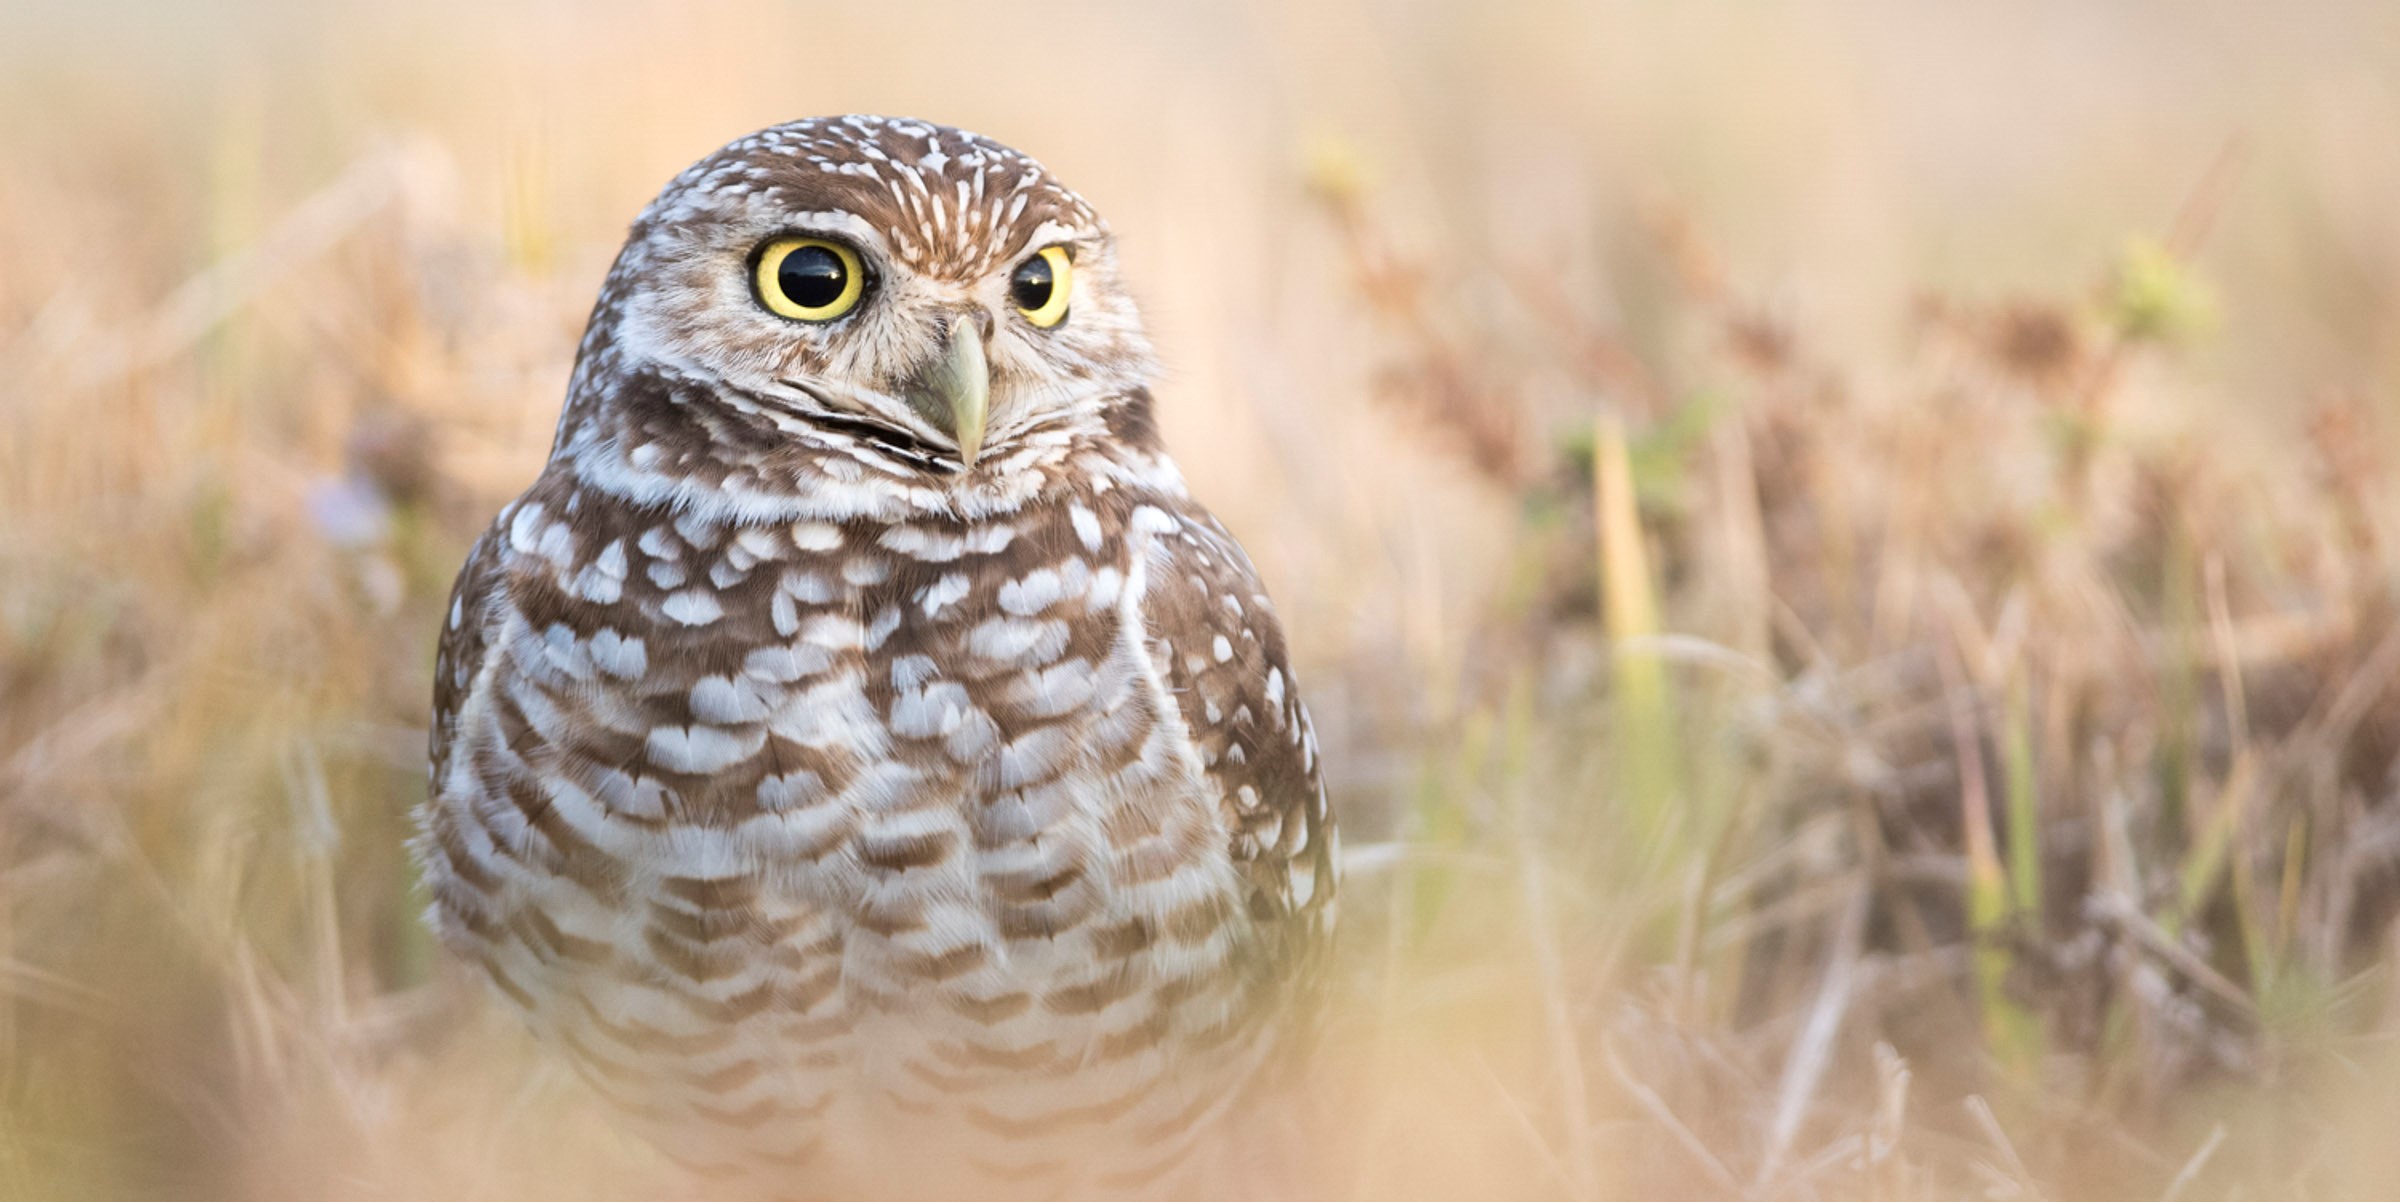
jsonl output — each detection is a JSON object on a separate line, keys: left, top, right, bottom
{"left": 417, "top": 118, "right": 1333, "bottom": 1200}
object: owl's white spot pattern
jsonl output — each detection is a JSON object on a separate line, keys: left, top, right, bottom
{"left": 661, "top": 588, "right": 723, "bottom": 626}
{"left": 792, "top": 521, "right": 844, "bottom": 551}
{"left": 745, "top": 642, "right": 830, "bottom": 683}
{"left": 506, "top": 503, "right": 548, "bottom": 554}
{"left": 589, "top": 629, "right": 648, "bottom": 679}
{"left": 969, "top": 616, "right": 1067, "bottom": 662}
{"left": 646, "top": 723, "right": 762, "bottom": 775}
{"left": 757, "top": 770, "right": 826, "bottom": 812}
{"left": 917, "top": 572, "right": 970, "bottom": 617}
{"left": 1069, "top": 504, "right": 1103, "bottom": 551}
{"left": 690, "top": 675, "right": 773, "bottom": 724}
{"left": 890, "top": 680, "right": 972, "bottom": 738}
{"left": 998, "top": 566, "right": 1067, "bottom": 615}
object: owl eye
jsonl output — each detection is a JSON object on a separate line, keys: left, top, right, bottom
{"left": 754, "top": 236, "right": 866, "bottom": 322}
{"left": 1009, "top": 246, "right": 1074, "bottom": 328}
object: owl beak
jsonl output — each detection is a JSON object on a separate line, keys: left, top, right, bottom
{"left": 906, "top": 315, "right": 990, "bottom": 469}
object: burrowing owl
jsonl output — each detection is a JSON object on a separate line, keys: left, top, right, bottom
{"left": 415, "top": 116, "right": 1335, "bottom": 1200}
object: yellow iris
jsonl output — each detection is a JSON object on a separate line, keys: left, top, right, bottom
{"left": 1012, "top": 245, "right": 1074, "bottom": 328}
{"left": 754, "top": 236, "right": 865, "bottom": 322}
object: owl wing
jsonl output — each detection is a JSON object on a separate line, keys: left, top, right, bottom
{"left": 1136, "top": 501, "right": 1338, "bottom": 959}
{"left": 429, "top": 520, "right": 508, "bottom": 790}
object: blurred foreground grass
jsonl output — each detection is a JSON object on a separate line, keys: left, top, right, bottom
{"left": 6, "top": 2, "right": 2400, "bottom": 1199}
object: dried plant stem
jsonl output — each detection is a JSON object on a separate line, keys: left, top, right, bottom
{"left": 1754, "top": 883, "right": 1872, "bottom": 1188}
{"left": 1503, "top": 687, "right": 1602, "bottom": 1201}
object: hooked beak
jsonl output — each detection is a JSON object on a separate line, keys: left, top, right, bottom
{"left": 904, "top": 315, "right": 990, "bottom": 469}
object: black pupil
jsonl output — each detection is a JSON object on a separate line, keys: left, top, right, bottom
{"left": 777, "top": 245, "right": 848, "bottom": 310}
{"left": 1010, "top": 255, "right": 1054, "bottom": 310}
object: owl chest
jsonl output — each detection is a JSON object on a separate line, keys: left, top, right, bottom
{"left": 519, "top": 507, "right": 1175, "bottom": 839}
{"left": 434, "top": 499, "right": 1271, "bottom": 1196}
{"left": 471, "top": 501, "right": 1245, "bottom": 1016}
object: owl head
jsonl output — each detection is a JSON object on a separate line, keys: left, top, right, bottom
{"left": 560, "top": 116, "right": 1161, "bottom": 488}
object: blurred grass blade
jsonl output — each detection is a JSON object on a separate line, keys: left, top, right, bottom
{"left": 1940, "top": 642, "right": 2042, "bottom": 1071}
{"left": 2177, "top": 752, "right": 2257, "bottom": 928}
{"left": 1594, "top": 413, "right": 1681, "bottom": 861}
{"left": 2002, "top": 675, "right": 2041, "bottom": 920}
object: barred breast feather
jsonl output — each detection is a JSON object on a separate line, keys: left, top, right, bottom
{"left": 417, "top": 410, "right": 1333, "bottom": 1199}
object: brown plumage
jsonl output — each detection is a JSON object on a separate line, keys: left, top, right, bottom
{"left": 415, "top": 116, "right": 1335, "bottom": 1200}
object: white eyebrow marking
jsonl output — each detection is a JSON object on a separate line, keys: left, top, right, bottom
{"left": 1022, "top": 219, "right": 1080, "bottom": 249}
{"left": 776, "top": 209, "right": 894, "bottom": 256}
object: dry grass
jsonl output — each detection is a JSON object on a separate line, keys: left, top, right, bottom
{"left": 7, "top": 1, "right": 2400, "bottom": 1199}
